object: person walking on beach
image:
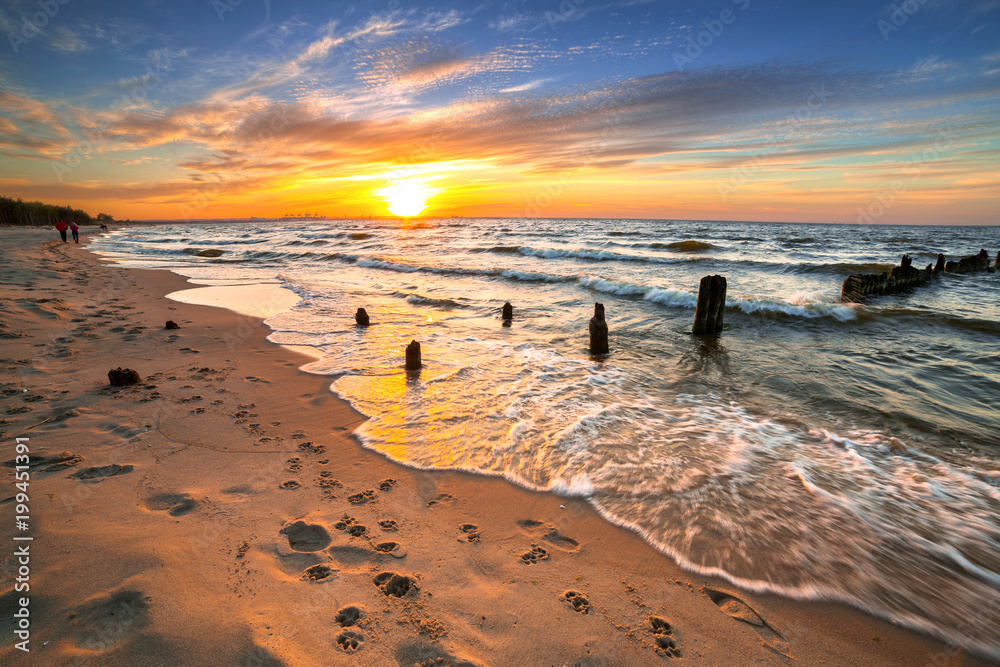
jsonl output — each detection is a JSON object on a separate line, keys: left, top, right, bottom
{"left": 55, "top": 219, "right": 68, "bottom": 242}
{"left": 69, "top": 221, "right": 80, "bottom": 244}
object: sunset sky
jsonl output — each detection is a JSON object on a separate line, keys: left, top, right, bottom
{"left": 1, "top": 0, "right": 998, "bottom": 223}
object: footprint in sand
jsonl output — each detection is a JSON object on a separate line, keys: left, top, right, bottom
{"left": 347, "top": 490, "right": 376, "bottom": 504}
{"left": 426, "top": 492, "right": 453, "bottom": 507}
{"left": 179, "top": 348, "right": 200, "bottom": 354}
{"left": 70, "top": 590, "right": 150, "bottom": 652}
{"left": 244, "top": 376, "right": 268, "bottom": 383}
{"left": 459, "top": 524, "right": 481, "bottom": 543}
{"left": 703, "top": 587, "right": 791, "bottom": 657}
{"left": 335, "top": 605, "right": 364, "bottom": 627}
{"left": 316, "top": 471, "right": 341, "bottom": 487}
{"left": 346, "top": 524, "right": 368, "bottom": 537}
{"left": 520, "top": 544, "right": 549, "bottom": 564}
{"left": 373, "top": 541, "right": 407, "bottom": 558}
{"left": 298, "top": 441, "right": 327, "bottom": 455}
{"left": 394, "top": 641, "right": 488, "bottom": 667}
{"left": 144, "top": 493, "right": 198, "bottom": 517}
{"left": 373, "top": 571, "right": 419, "bottom": 598}
{"left": 378, "top": 520, "right": 399, "bottom": 531}
{"left": 280, "top": 521, "right": 332, "bottom": 552}
{"left": 563, "top": 590, "right": 590, "bottom": 614}
{"left": 279, "top": 480, "right": 301, "bottom": 490}
{"left": 73, "top": 464, "right": 134, "bottom": 481}
{"left": 516, "top": 519, "right": 580, "bottom": 552}
{"left": 334, "top": 516, "right": 364, "bottom": 534}
{"left": 2, "top": 451, "right": 83, "bottom": 473}
{"left": 336, "top": 630, "right": 364, "bottom": 653}
{"left": 301, "top": 564, "right": 337, "bottom": 582}
{"left": 378, "top": 478, "right": 397, "bottom": 491}
{"left": 648, "top": 616, "right": 682, "bottom": 658}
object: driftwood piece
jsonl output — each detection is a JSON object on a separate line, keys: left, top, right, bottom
{"left": 501, "top": 302, "right": 513, "bottom": 321}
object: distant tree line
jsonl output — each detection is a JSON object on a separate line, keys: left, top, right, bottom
{"left": 0, "top": 195, "right": 116, "bottom": 226}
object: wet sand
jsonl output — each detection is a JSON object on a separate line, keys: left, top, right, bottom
{"left": 0, "top": 225, "right": 994, "bottom": 666}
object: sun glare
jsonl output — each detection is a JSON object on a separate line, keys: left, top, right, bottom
{"left": 382, "top": 179, "right": 433, "bottom": 217}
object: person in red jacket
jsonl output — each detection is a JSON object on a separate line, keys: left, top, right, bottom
{"left": 69, "top": 221, "right": 79, "bottom": 243}
{"left": 55, "top": 219, "right": 68, "bottom": 242}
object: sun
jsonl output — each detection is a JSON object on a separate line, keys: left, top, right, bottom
{"left": 381, "top": 179, "right": 433, "bottom": 217}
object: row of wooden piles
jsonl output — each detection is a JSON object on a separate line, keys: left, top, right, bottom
{"left": 351, "top": 248, "right": 996, "bottom": 368}
{"left": 841, "top": 249, "right": 998, "bottom": 303}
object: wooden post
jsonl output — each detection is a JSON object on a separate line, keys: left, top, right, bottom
{"left": 501, "top": 302, "right": 513, "bottom": 321}
{"left": 708, "top": 275, "right": 726, "bottom": 333}
{"left": 355, "top": 308, "right": 370, "bottom": 327}
{"left": 405, "top": 341, "right": 421, "bottom": 370}
{"left": 589, "top": 303, "right": 609, "bottom": 354}
{"left": 693, "top": 275, "right": 726, "bottom": 335}
{"left": 934, "top": 254, "right": 945, "bottom": 273}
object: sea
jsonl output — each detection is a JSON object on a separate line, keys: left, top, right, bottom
{"left": 89, "top": 218, "right": 1000, "bottom": 658}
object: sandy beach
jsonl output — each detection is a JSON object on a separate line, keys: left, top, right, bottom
{"left": 1, "top": 224, "right": 994, "bottom": 667}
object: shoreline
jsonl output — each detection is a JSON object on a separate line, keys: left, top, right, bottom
{"left": 1, "top": 225, "right": 995, "bottom": 665}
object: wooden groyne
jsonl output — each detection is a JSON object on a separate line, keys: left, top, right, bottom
{"left": 841, "top": 249, "right": 996, "bottom": 303}
{"left": 945, "top": 249, "right": 994, "bottom": 274}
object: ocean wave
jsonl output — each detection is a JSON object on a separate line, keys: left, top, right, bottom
{"left": 356, "top": 255, "right": 573, "bottom": 283}
{"left": 734, "top": 295, "right": 857, "bottom": 321}
{"left": 186, "top": 238, "right": 267, "bottom": 245}
{"left": 577, "top": 275, "right": 697, "bottom": 307}
{"left": 481, "top": 244, "right": 697, "bottom": 265}
{"left": 651, "top": 240, "right": 716, "bottom": 252}
{"left": 875, "top": 307, "right": 1000, "bottom": 337}
{"left": 402, "top": 293, "right": 464, "bottom": 308}
{"left": 783, "top": 262, "right": 896, "bottom": 276}
{"left": 576, "top": 275, "right": 855, "bottom": 320}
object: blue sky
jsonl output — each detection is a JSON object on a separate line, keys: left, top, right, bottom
{"left": 1, "top": 0, "right": 998, "bottom": 221}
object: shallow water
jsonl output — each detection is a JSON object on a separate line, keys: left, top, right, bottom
{"left": 91, "top": 219, "right": 1000, "bottom": 657}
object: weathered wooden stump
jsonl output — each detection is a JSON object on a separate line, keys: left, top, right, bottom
{"left": 355, "top": 307, "right": 370, "bottom": 327}
{"left": 693, "top": 275, "right": 727, "bottom": 335}
{"left": 934, "top": 254, "right": 945, "bottom": 273}
{"left": 165, "top": 320, "right": 180, "bottom": 330}
{"left": 108, "top": 367, "right": 141, "bottom": 386}
{"left": 501, "top": 302, "right": 513, "bottom": 321}
{"left": 589, "top": 303, "right": 609, "bottom": 354}
{"left": 405, "top": 340, "right": 421, "bottom": 370}
{"left": 945, "top": 249, "right": 991, "bottom": 274}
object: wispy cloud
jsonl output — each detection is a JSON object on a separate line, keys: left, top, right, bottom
{"left": 48, "top": 26, "right": 91, "bottom": 54}
{"left": 500, "top": 78, "right": 556, "bottom": 93}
